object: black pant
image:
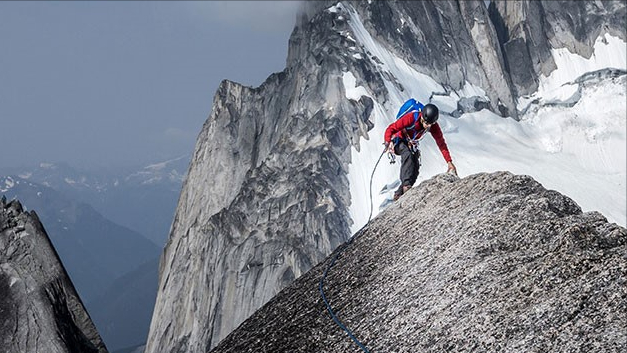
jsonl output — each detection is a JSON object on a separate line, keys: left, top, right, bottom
{"left": 394, "top": 141, "right": 420, "bottom": 191}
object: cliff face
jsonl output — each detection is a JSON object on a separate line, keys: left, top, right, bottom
{"left": 0, "top": 198, "right": 108, "bottom": 353}
{"left": 147, "top": 1, "right": 625, "bottom": 351}
{"left": 146, "top": 12, "right": 369, "bottom": 352}
{"left": 489, "top": 0, "right": 626, "bottom": 96}
{"left": 211, "top": 172, "right": 627, "bottom": 353}
{"left": 347, "top": 0, "right": 517, "bottom": 117}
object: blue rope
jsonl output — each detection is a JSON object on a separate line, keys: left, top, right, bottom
{"left": 318, "top": 149, "right": 386, "bottom": 352}
{"left": 318, "top": 241, "right": 370, "bottom": 352}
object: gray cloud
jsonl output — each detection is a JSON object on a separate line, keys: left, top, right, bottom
{"left": 185, "top": 1, "right": 303, "bottom": 33}
{"left": 0, "top": 1, "right": 300, "bottom": 170}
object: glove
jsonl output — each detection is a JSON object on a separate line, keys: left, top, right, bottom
{"left": 447, "top": 161, "right": 458, "bottom": 176}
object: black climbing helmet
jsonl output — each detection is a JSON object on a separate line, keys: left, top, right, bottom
{"left": 422, "top": 103, "right": 439, "bottom": 124}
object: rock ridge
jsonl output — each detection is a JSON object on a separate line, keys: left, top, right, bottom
{"left": 211, "top": 172, "right": 627, "bottom": 353}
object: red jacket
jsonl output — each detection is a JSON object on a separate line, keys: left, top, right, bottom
{"left": 384, "top": 111, "right": 452, "bottom": 163}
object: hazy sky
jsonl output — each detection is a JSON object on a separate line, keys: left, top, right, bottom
{"left": 0, "top": 1, "right": 302, "bottom": 171}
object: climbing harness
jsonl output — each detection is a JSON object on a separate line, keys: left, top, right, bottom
{"left": 318, "top": 148, "right": 387, "bottom": 353}
{"left": 388, "top": 151, "right": 396, "bottom": 164}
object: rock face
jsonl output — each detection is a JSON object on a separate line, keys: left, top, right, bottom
{"left": 1, "top": 175, "right": 161, "bottom": 350}
{"left": 489, "top": 0, "right": 626, "bottom": 97}
{"left": 145, "top": 29, "right": 361, "bottom": 353}
{"left": 147, "top": 1, "right": 625, "bottom": 351}
{"left": 340, "top": 0, "right": 517, "bottom": 117}
{"left": 0, "top": 197, "right": 108, "bottom": 353}
{"left": 211, "top": 172, "right": 627, "bottom": 353}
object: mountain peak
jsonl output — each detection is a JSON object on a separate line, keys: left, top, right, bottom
{"left": 1, "top": 197, "right": 109, "bottom": 353}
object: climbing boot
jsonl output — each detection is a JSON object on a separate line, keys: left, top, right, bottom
{"left": 393, "top": 185, "right": 412, "bottom": 201}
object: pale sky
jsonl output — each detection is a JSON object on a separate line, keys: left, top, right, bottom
{"left": 0, "top": 1, "right": 302, "bottom": 171}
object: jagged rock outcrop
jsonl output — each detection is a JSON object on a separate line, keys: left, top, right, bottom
{"left": 489, "top": 0, "right": 626, "bottom": 96}
{"left": 211, "top": 172, "right": 627, "bottom": 353}
{"left": 147, "top": 1, "right": 625, "bottom": 351}
{"left": 0, "top": 197, "right": 108, "bottom": 353}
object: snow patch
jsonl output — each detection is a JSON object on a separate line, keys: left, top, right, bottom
{"left": 145, "top": 161, "right": 168, "bottom": 172}
{"left": 342, "top": 71, "right": 369, "bottom": 101}
{"left": 519, "top": 33, "right": 627, "bottom": 110}
{"left": 327, "top": 2, "right": 343, "bottom": 14}
{"left": 2, "top": 177, "right": 16, "bottom": 192}
{"left": 339, "top": 30, "right": 356, "bottom": 43}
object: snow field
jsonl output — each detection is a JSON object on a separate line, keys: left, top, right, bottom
{"left": 338, "top": 3, "right": 626, "bottom": 231}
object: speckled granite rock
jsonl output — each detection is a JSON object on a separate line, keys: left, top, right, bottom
{"left": 211, "top": 172, "right": 627, "bottom": 353}
{"left": 0, "top": 198, "right": 108, "bottom": 353}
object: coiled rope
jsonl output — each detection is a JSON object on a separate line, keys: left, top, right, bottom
{"left": 318, "top": 148, "right": 386, "bottom": 352}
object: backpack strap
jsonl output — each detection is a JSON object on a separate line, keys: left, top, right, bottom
{"left": 404, "top": 111, "right": 420, "bottom": 131}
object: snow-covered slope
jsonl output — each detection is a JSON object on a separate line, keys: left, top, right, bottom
{"left": 341, "top": 3, "right": 626, "bottom": 231}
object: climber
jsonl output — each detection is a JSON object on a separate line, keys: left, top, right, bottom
{"left": 384, "top": 102, "right": 457, "bottom": 200}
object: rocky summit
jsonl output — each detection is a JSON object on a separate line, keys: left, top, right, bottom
{"left": 211, "top": 172, "right": 627, "bottom": 353}
{"left": 0, "top": 197, "right": 108, "bottom": 353}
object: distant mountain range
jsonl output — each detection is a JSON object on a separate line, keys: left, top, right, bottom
{"left": 1, "top": 155, "right": 189, "bottom": 246}
{"left": 0, "top": 175, "right": 160, "bottom": 299}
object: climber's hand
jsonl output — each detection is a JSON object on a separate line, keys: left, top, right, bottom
{"left": 447, "top": 161, "right": 458, "bottom": 176}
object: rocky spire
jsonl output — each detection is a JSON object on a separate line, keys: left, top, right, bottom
{"left": 0, "top": 198, "right": 108, "bottom": 353}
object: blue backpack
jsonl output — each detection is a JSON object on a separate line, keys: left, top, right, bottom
{"left": 396, "top": 98, "right": 424, "bottom": 121}
{"left": 393, "top": 98, "right": 425, "bottom": 145}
